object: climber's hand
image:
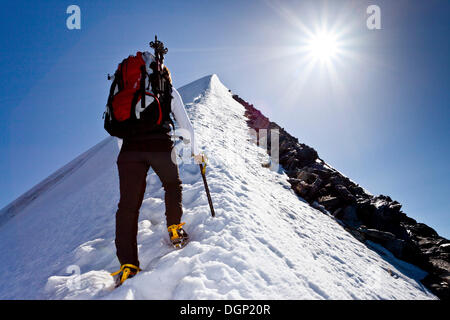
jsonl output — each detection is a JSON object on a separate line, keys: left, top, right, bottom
{"left": 193, "top": 153, "right": 206, "bottom": 165}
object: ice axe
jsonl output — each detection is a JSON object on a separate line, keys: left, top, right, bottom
{"left": 198, "top": 156, "right": 216, "bottom": 218}
{"left": 174, "top": 137, "right": 215, "bottom": 218}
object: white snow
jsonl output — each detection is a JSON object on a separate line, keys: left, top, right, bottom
{"left": 0, "top": 74, "right": 436, "bottom": 300}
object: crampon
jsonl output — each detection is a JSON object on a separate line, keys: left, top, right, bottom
{"left": 168, "top": 222, "right": 189, "bottom": 249}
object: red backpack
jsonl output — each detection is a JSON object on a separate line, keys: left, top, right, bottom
{"left": 104, "top": 51, "right": 169, "bottom": 138}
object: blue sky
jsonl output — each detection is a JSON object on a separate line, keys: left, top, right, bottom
{"left": 0, "top": 0, "right": 449, "bottom": 237}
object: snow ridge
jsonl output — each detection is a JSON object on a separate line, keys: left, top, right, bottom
{"left": 0, "top": 74, "right": 435, "bottom": 300}
{"left": 0, "top": 138, "right": 112, "bottom": 228}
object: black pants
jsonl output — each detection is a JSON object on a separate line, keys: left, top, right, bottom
{"left": 115, "top": 142, "right": 182, "bottom": 267}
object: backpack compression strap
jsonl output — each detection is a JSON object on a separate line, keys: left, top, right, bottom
{"left": 139, "top": 64, "right": 163, "bottom": 125}
{"left": 145, "top": 92, "right": 162, "bottom": 125}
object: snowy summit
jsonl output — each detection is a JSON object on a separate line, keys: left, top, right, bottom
{"left": 0, "top": 74, "right": 436, "bottom": 300}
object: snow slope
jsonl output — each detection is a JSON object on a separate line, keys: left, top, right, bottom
{"left": 0, "top": 74, "right": 435, "bottom": 300}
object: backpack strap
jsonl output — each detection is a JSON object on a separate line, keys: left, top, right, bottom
{"left": 106, "top": 72, "right": 119, "bottom": 109}
{"left": 107, "top": 59, "right": 125, "bottom": 108}
{"left": 140, "top": 65, "right": 146, "bottom": 116}
{"left": 117, "top": 59, "right": 126, "bottom": 90}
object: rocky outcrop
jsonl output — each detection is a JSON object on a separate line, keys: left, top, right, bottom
{"left": 233, "top": 94, "right": 449, "bottom": 300}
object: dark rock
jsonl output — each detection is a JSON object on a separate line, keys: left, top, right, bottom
{"left": 418, "top": 237, "right": 440, "bottom": 249}
{"left": 385, "top": 224, "right": 410, "bottom": 241}
{"left": 334, "top": 184, "right": 356, "bottom": 204}
{"left": 429, "top": 259, "right": 450, "bottom": 276}
{"left": 439, "top": 243, "right": 450, "bottom": 254}
{"left": 329, "top": 175, "right": 345, "bottom": 186}
{"left": 355, "top": 201, "right": 375, "bottom": 226}
{"left": 285, "top": 158, "right": 300, "bottom": 173}
{"left": 384, "top": 239, "right": 408, "bottom": 258}
{"left": 409, "top": 223, "right": 439, "bottom": 238}
{"left": 348, "top": 184, "right": 365, "bottom": 197}
{"left": 296, "top": 171, "right": 318, "bottom": 184}
{"left": 347, "top": 227, "right": 366, "bottom": 242}
{"left": 291, "top": 171, "right": 323, "bottom": 200}
{"left": 401, "top": 216, "right": 417, "bottom": 226}
{"left": 401, "top": 240, "right": 428, "bottom": 266}
{"left": 359, "top": 228, "right": 397, "bottom": 242}
{"left": 390, "top": 201, "right": 402, "bottom": 212}
{"left": 359, "top": 228, "right": 409, "bottom": 260}
{"left": 287, "top": 178, "right": 301, "bottom": 186}
{"left": 310, "top": 168, "right": 333, "bottom": 180}
{"left": 317, "top": 187, "right": 328, "bottom": 197}
{"left": 422, "top": 274, "right": 450, "bottom": 300}
{"left": 333, "top": 208, "right": 343, "bottom": 219}
{"left": 341, "top": 206, "right": 361, "bottom": 228}
{"left": 318, "top": 196, "right": 341, "bottom": 211}
{"left": 294, "top": 182, "right": 310, "bottom": 198}
{"left": 296, "top": 145, "right": 318, "bottom": 166}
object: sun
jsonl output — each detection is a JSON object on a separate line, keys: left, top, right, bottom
{"left": 306, "top": 31, "right": 340, "bottom": 62}
{"left": 259, "top": 0, "right": 361, "bottom": 106}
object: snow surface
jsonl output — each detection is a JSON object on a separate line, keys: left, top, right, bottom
{"left": 0, "top": 74, "right": 435, "bottom": 300}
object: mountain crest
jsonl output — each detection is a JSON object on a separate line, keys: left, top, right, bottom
{"left": 0, "top": 74, "right": 439, "bottom": 300}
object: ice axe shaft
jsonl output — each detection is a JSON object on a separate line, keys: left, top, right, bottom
{"left": 199, "top": 163, "right": 215, "bottom": 217}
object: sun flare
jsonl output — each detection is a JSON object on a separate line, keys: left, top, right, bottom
{"left": 259, "top": 0, "right": 362, "bottom": 107}
{"left": 306, "top": 31, "right": 340, "bottom": 62}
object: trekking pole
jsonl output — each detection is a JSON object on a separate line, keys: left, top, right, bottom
{"left": 199, "top": 159, "right": 215, "bottom": 218}
{"left": 149, "top": 35, "right": 168, "bottom": 97}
